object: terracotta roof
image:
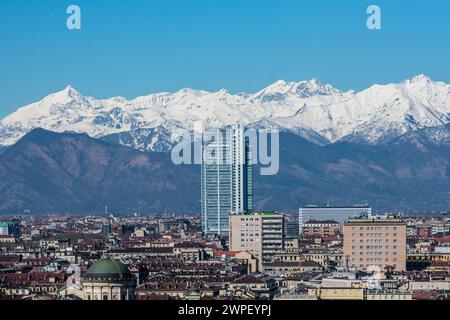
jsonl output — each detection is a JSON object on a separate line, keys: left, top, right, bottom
{"left": 214, "top": 250, "right": 239, "bottom": 257}
{"left": 412, "top": 290, "right": 443, "bottom": 300}
{"left": 434, "top": 235, "right": 450, "bottom": 243}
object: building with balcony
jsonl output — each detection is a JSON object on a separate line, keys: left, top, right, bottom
{"left": 229, "top": 211, "right": 284, "bottom": 271}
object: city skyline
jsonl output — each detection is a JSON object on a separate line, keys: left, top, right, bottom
{"left": 1, "top": 0, "right": 450, "bottom": 308}
{"left": 1, "top": 211, "right": 449, "bottom": 301}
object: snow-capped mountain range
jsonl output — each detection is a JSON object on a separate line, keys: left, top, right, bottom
{"left": 0, "top": 74, "right": 449, "bottom": 151}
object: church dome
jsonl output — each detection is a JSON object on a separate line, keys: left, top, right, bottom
{"left": 83, "top": 259, "right": 134, "bottom": 281}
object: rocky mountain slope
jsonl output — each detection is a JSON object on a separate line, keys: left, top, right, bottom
{"left": 1, "top": 128, "right": 449, "bottom": 214}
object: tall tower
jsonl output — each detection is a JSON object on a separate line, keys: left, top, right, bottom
{"left": 201, "top": 124, "right": 252, "bottom": 236}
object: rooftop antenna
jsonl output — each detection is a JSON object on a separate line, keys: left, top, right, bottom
{"left": 105, "top": 205, "right": 108, "bottom": 217}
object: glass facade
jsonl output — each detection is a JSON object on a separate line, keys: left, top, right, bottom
{"left": 299, "top": 206, "right": 372, "bottom": 235}
{"left": 201, "top": 125, "right": 252, "bottom": 235}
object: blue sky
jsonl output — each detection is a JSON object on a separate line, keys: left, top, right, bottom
{"left": 0, "top": 0, "right": 449, "bottom": 117}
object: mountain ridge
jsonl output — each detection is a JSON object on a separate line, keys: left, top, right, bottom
{"left": 1, "top": 75, "right": 449, "bottom": 151}
{"left": 0, "top": 128, "right": 200, "bottom": 214}
{"left": 1, "top": 128, "right": 450, "bottom": 214}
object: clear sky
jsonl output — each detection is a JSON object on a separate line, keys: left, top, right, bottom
{"left": 0, "top": 0, "right": 449, "bottom": 117}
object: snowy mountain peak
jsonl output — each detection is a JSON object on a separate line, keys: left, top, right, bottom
{"left": 0, "top": 76, "right": 449, "bottom": 149}
{"left": 261, "top": 78, "right": 339, "bottom": 95}
{"left": 252, "top": 78, "right": 342, "bottom": 103}
{"left": 401, "top": 74, "right": 444, "bottom": 89}
{"left": 408, "top": 74, "right": 432, "bottom": 84}
{"left": 43, "top": 85, "right": 84, "bottom": 105}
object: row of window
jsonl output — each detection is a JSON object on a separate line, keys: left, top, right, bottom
{"left": 352, "top": 226, "right": 398, "bottom": 231}
{"left": 351, "top": 233, "right": 398, "bottom": 237}
{"left": 351, "top": 264, "right": 398, "bottom": 268}
{"left": 352, "top": 245, "right": 398, "bottom": 250}
{"left": 351, "top": 251, "right": 398, "bottom": 256}
{"left": 352, "top": 258, "right": 398, "bottom": 262}
{"left": 352, "top": 239, "right": 398, "bottom": 243}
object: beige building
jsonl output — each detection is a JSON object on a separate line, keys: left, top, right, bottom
{"left": 302, "top": 220, "right": 341, "bottom": 237}
{"left": 229, "top": 211, "right": 284, "bottom": 271}
{"left": 343, "top": 215, "right": 406, "bottom": 271}
{"left": 309, "top": 287, "right": 365, "bottom": 300}
{"left": 235, "top": 251, "right": 258, "bottom": 273}
{"left": 0, "top": 235, "right": 16, "bottom": 243}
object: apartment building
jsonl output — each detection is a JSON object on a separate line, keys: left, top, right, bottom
{"left": 343, "top": 214, "right": 406, "bottom": 271}
{"left": 229, "top": 211, "right": 284, "bottom": 271}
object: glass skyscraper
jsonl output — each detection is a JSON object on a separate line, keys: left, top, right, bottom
{"left": 201, "top": 124, "right": 253, "bottom": 235}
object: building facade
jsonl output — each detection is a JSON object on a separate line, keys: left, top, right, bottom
{"left": 299, "top": 206, "right": 372, "bottom": 234}
{"left": 201, "top": 124, "right": 252, "bottom": 235}
{"left": 302, "top": 220, "right": 341, "bottom": 238}
{"left": 229, "top": 211, "right": 284, "bottom": 271}
{"left": 81, "top": 259, "right": 136, "bottom": 300}
{"left": 0, "top": 222, "right": 20, "bottom": 237}
{"left": 343, "top": 214, "right": 407, "bottom": 271}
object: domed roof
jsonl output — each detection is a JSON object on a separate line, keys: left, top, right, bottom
{"left": 83, "top": 259, "right": 134, "bottom": 281}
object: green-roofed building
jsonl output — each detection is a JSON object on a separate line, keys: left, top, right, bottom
{"left": 81, "top": 259, "right": 136, "bottom": 300}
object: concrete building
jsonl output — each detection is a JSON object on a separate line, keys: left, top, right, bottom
{"left": 201, "top": 124, "right": 253, "bottom": 235}
{"left": 229, "top": 211, "right": 284, "bottom": 271}
{"left": 81, "top": 259, "right": 136, "bottom": 300}
{"left": 299, "top": 205, "right": 371, "bottom": 234}
{"left": 343, "top": 214, "right": 407, "bottom": 271}
{"left": 302, "top": 220, "right": 341, "bottom": 238}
